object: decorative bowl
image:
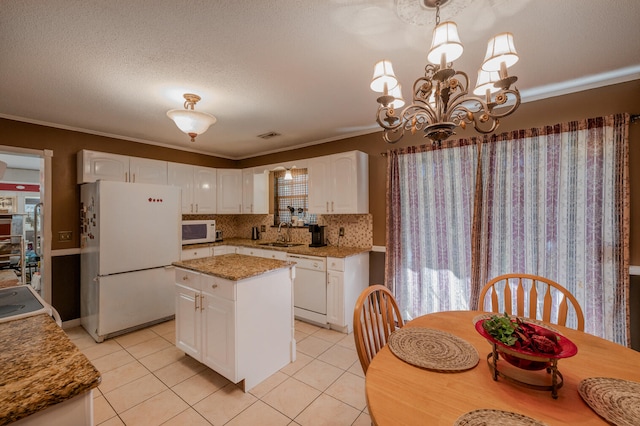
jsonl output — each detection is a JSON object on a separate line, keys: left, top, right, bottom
{"left": 474, "top": 319, "right": 578, "bottom": 371}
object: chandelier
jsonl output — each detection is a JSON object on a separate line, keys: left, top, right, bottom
{"left": 167, "top": 93, "right": 217, "bottom": 142}
{"left": 371, "top": 0, "right": 521, "bottom": 144}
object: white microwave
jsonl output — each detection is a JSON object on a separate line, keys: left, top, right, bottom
{"left": 181, "top": 220, "right": 216, "bottom": 245}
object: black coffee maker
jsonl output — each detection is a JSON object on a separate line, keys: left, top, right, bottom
{"left": 308, "top": 225, "right": 326, "bottom": 247}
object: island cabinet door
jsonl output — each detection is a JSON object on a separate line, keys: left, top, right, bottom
{"left": 175, "top": 283, "right": 202, "bottom": 360}
{"left": 326, "top": 270, "right": 344, "bottom": 326}
{"left": 201, "top": 292, "right": 237, "bottom": 383}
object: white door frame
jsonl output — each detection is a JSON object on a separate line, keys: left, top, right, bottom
{"left": 0, "top": 145, "right": 52, "bottom": 303}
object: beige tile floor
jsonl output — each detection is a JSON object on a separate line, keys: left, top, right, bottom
{"left": 65, "top": 319, "right": 372, "bottom": 426}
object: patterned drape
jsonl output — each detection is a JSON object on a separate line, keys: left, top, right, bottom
{"left": 385, "top": 140, "right": 479, "bottom": 319}
{"left": 386, "top": 113, "right": 630, "bottom": 345}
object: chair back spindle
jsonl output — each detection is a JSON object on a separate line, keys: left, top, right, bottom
{"left": 479, "top": 274, "right": 585, "bottom": 331}
{"left": 353, "top": 285, "right": 404, "bottom": 374}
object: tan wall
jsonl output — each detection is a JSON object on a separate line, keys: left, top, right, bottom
{"left": 0, "top": 120, "right": 236, "bottom": 250}
{"left": 240, "top": 80, "right": 640, "bottom": 263}
{"left": 1, "top": 79, "right": 639, "bottom": 257}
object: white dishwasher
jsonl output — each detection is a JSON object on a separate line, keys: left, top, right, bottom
{"left": 287, "top": 254, "right": 327, "bottom": 326}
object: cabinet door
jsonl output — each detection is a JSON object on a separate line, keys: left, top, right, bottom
{"left": 326, "top": 270, "right": 344, "bottom": 326}
{"left": 193, "top": 167, "right": 217, "bottom": 213}
{"left": 307, "top": 156, "right": 331, "bottom": 214}
{"left": 242, "top": 169, "right": 269, "bottom": 214}
{"left": 252, "top": 172, "right": 269, "bottom": 214}
{"left": 242, "top": 169, "right": 254, "bottom": 214}
{"left": 168, "top": 162, "right": 195, "bottom": 213}
{"left": 175, "top": 283, "right": 201, "bottom": 360}
{"left": 129, "top": 157, "right": 168, "bottom": 184}
{"left": 78, "top": 150, "right": 129, "bottom": 183}
{"left": 330, "top": 152, "right": 358, "bottom": 214}
{"left": 217, "top": 169, "right": 242, "bottom": 214}
{"left": 201, "top": 292, "right": 237, "bottom": 382}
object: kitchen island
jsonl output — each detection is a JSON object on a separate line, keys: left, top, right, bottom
{"left": 0, "top": 314, "right": 101, "bottom": 425}
{"left": 173, "top": 254, "right": 295, "bottom": 392}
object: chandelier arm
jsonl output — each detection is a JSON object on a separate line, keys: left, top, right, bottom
{"left": 375, "top": 106, "right": 404, "bottom": 131}
{"left": 383, "top": 128, "right": 405, "bottom": 144}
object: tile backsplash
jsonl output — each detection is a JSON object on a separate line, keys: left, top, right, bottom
{"left": 183, "top": 214, "right": 372, "bottom": 248}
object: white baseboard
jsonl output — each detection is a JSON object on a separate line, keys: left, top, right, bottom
{"left": 62, "top": 318, "right": 81, "bottom": 330}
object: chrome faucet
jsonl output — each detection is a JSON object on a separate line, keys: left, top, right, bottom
{"left": 277, "top": 221, "right": 292, "bottom": 243}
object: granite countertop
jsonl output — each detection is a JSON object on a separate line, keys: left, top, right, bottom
{"left": 0, "top": 314, "right": 101, "bottom": 425}
{"left": 185, "top": 238, "right": 371, "bottom": 258}
{"left": 173, "top": 253, "right": 294, "bottom": 281}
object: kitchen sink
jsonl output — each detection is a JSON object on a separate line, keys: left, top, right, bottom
{"left": 258, "top": 242, "right": 304, "bottom": 248}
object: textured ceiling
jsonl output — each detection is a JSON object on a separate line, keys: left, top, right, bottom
{"left": 1, "top": 0, "right": 639, "bottom": 159}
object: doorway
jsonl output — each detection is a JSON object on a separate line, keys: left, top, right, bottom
{"left": 0, "top": 147, "right": 52, "bottom": 303}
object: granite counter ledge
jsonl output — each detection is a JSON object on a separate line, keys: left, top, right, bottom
{"left": 173, "top": 253, "right": 295, "bottom": 281}
{"left": 195, "top": 238, "right": 371, "bottom": 259}
{"left": 0, "top": 314, "right": 101, "bottom": 425}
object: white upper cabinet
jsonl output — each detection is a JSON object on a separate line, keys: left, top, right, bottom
{"left": 308, "top": 150, "right": 368, "bottom": 214}
{"left": 129, "top": 157, "right": 168, "bottom": 184}
{"left": 242, "top": 168, "right": 268, "bottom": 214}
{"left": 78, "top": 150, "right": 168, "bottom": 184}
{"left": 217, "top": 169, "right": 243, "bottom": 214}
{"left": 168, "top": 162, "right": 217, "bottom": 214}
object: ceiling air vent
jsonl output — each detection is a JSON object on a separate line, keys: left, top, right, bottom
{"left": 257, "top": 131, "right": 281, "bottom": 140}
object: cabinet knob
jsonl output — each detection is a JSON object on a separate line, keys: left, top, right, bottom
{"left": 182, "top": 276, "right": 188, "bottom": 281}
{"left": 212, "top": 284, "right": 218, "bottom": 289}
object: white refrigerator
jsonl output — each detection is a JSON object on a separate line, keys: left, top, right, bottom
{"left": 80, "top": 181, "right": 181, "bottom": 342}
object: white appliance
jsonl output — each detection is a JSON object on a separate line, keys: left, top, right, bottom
{"left": 80, "top": 181, "right": 181, "bottom": 342}
{"left": 0, "top": 285, "right": 61, "bottom": 326}
{"left": 287, "top": 254, "right": 328, "bottom": 326}
{"left": 181, "top": 219, "right": 216, "bottom": 245}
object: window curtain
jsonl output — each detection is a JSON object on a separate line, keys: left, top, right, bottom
{"left": 385, "top": 140, "right": 479, "bottom": 320}
{"left": 386, "top": 113, "right": 630, "bottom": 345}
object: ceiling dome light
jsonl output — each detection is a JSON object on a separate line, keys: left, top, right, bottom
{"left": 167, "top": 93, "right": 217, "bottom": 142}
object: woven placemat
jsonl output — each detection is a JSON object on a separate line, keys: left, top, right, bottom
{"left": 578, "top": 377, "right": 640, "bottom": 426}
{"left": 454, "top": 409, "right": 549, "bottom": 426}
{"left": 387, "top": 327, "right": 479, "bottom": 372}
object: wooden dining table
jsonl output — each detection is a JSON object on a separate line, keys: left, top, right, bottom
{"left": 365, "top": 310, "right": 640, "bottom": 425}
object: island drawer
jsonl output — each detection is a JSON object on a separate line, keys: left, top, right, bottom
{"left": 176, "top": 269, "right": 201, "bottom": 290}
{"left": 202, "top": 275, "right": 236, "bottom": 300}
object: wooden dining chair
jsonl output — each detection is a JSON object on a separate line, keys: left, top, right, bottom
{"left": 353, "top": 285, "right": 404, "bottom": 374}
{"left": 478, "top": 273, "right": 585, "bottom": 331}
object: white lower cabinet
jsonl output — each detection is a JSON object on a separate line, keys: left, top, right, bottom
{"left": 181, "top": 247, "right": 212, "bottom": 260}
{"left": 326, "top": 252, "right": 369, "bottom": 333}
{"left": 212, "top": 245, "right": 236, "bottom": 256}
{"left": 175, "top": 278, "right": 202, "bottom": 359}
{"left": 201, "top": 286, "right": 236, "bottom": 378}
{"left": 175, "top": 265, "right": 295, "bottom": 391}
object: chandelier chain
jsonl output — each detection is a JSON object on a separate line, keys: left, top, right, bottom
{"left": 435, "top": 0, "right": 441, "bottom": 25}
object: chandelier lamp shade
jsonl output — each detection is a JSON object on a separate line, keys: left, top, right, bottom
{"left": 371, "top": 0, "right": 521, "bottom": 144}
{"left": 167, "top": 93, "right": 217, "bottom": 142}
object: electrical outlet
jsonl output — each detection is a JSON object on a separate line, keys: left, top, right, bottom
{"left": 260, "top": 225, "right": 266, "bottom": 232}
{"left": 58, "top": 231, "right": 72, "bottom": 241}
{"left": 339, "top": 227, "right": 345, "bottom": 237}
